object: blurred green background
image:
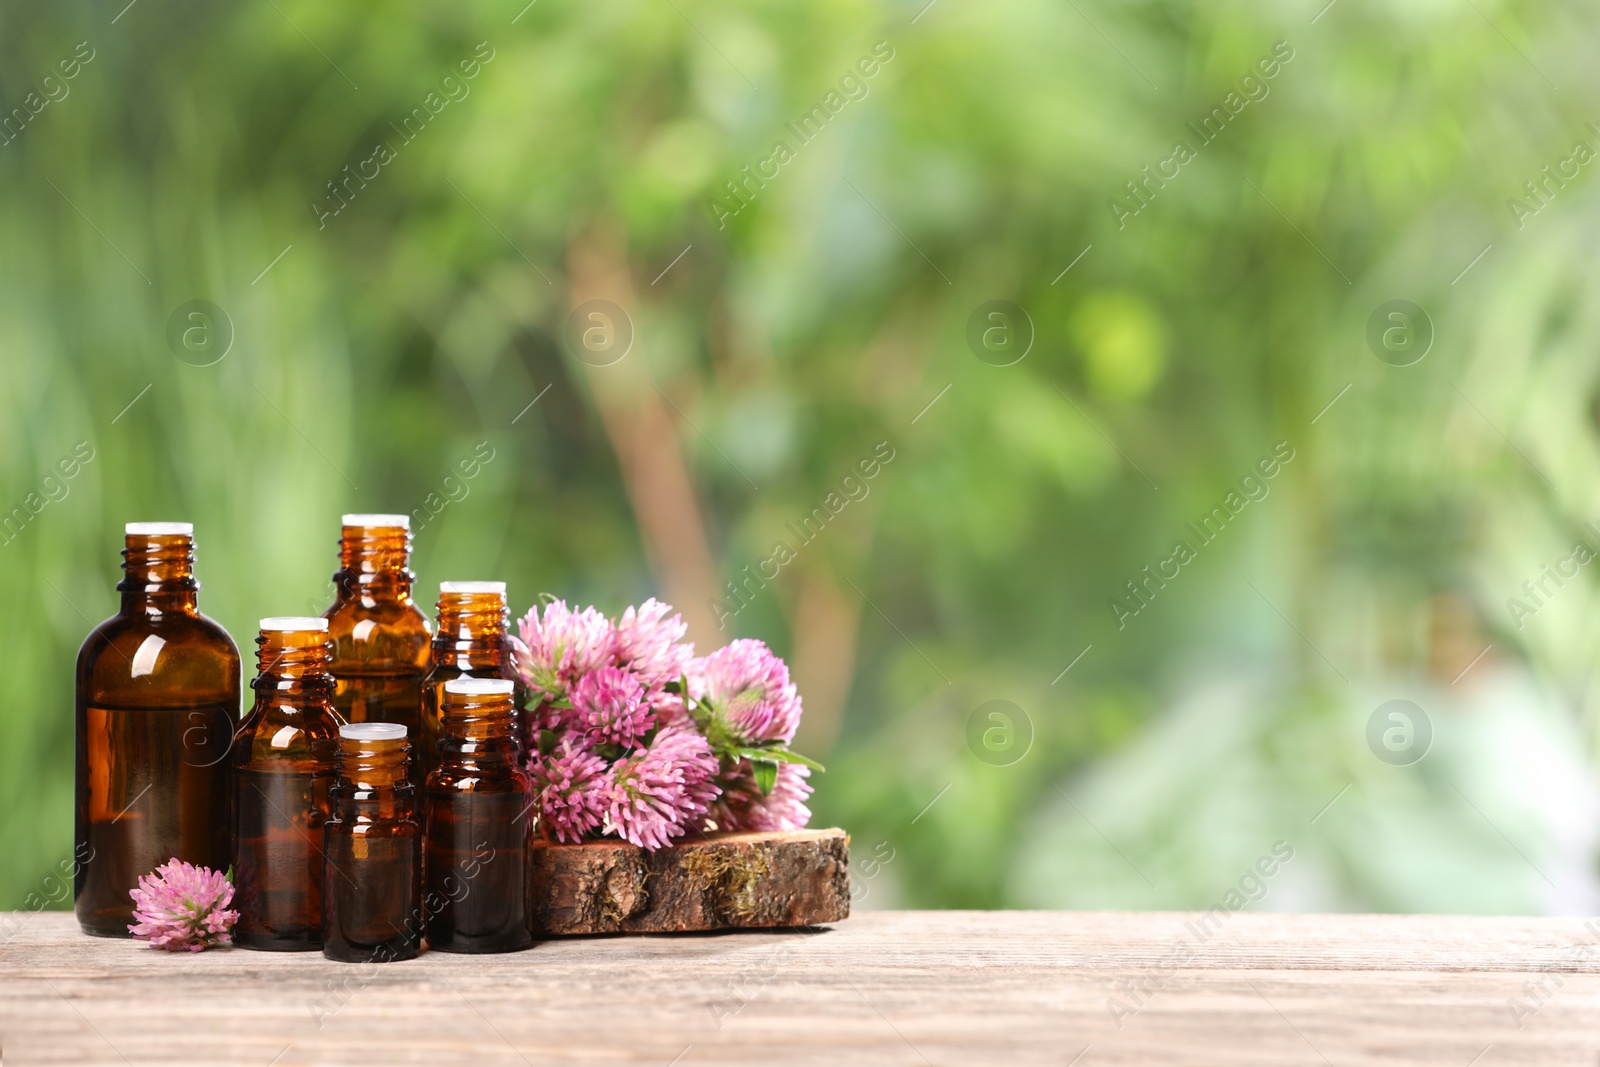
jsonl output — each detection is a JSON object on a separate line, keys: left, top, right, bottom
{"left": 5, "top": 0, "right": 1600, "bottom": 915}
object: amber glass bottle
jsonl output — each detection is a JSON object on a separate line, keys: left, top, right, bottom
{"left": 231, "top": 617, "right": 341, "bottom": 950}
{"left": 425, "top": 679, "right": 533, "bottom": 953}
{"left": 419, "top": 581, "right": 516, "bottom": 786}
{"left": 75, "top": 523, "right": 240, "bottom": 938}
{"left": 323, "top": 723, "right": 422, "bottom": 962}
{"left": 322, "top": 515, "right": 430, "bottom": 783}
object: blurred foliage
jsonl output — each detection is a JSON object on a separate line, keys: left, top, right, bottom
{"left": 5, "top": 0, "right": 1600, "bottom": 914}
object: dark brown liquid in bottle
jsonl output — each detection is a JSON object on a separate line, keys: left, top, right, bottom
{"left": 323, "top": 726, "right": 422, "bottom": 962}
{"left": 232, "top": 621, "right": 342, "bottom": 950}
{"left": 425, "top": 680, "right": 533, "bottom": 953}
{"left": 75, "top": 525, "right": 240, "bottom": 938}
{"left": 322, "top": 518, "right": 431, "bottom": 786}
{"left": 419, "top": 583, "right": 517, "bottom": 785}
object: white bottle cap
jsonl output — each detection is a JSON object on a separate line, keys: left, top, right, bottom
{"left": 439, "top": 581, "right": 507, "bottom": 595}
{"left": 444, "top": 678, "right": 515, "bottom": 696}
{"left": 259, "top": 616, "right": 329, "bottom": 632}
{"left": 341, "top": 513, "right": 410, "bottom": 529}
{"left": 340, "top": 722, "right": 408, "bottom": 741}
{"left": 126, "top": 522, "right": 194, "bottom": 536}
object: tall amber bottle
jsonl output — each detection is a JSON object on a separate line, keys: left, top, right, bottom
{"left": 75, "top": 522, "right": 240, "bottom": 937}
{"left": 322, "top": 515, "right": 430, "bottom": 782}
{"left": 419, "top": 581, "right": 516, "bottom": 785}
{"left": 425, "top": 679, "right": 533, "bottom": 953}
{"left": 323, "top": 723, "right": 423, "bottom": 962}
{"left": 232, "top": 617, "right": 341, "bottom": 950}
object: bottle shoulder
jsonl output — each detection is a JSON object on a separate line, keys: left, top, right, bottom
{"left": 324, "top": 597, "right": 432, "bottom": 669}
{"left": 421, "top": 658, "right": 514, "bottom": 684}
{"left": 425, "top": 765, "right": 531, "bottom": 793}
{"left": 81, "top": 610, "right": 240, "bottom": 657}
{"left": 77, "top": 610, "right": 241, "bottom": 704}
{"left": 323, "top": 595, "right": 431, "bottom": 630}
{"left": 192, "top": 610, "right": 241, "bottom": 652}
{"left": 326, "top": 813, "right": 420, "bottom": 836}
{"left": 237, "top": 699, "right": 343, "bottom": 744}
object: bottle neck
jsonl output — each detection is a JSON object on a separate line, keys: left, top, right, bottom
{"left": 253, "top": 631, "right": 335, "bottom": 701}
{"left": 432, "top": 593, "right": 510, "bottom": 666}
{"left": 118, "top": 534, "right": 199, "bottom": 615}
{"left": 437, "top": 696, "right": 518, "bottom": 768}
{"left": 334, "top": 737, "right": 415, "bottom": 814}
{"left": 333, "top": 525, "right": 415, "bottom": 601}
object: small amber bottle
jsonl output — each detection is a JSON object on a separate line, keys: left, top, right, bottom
{"left": 232, "top": 617, "right": 341, "bottom": 951}
{"left": 322, "top": 515, "right": 430, "bottom": 782}
{"left": 425, "top": 679, "right": 533, "bottom": 954}
{"left": 75, "top": 522, "right": 240, "bottom": 938}
{"left": 419, "top": 581, "right": 517, "bottom": 785}
{"left": 323, "top": 723, "right": 422, "bottom": 962}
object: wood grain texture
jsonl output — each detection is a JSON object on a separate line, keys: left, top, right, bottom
{"left": 528, "top": 828, "right": 850, "bottom": 934}
{"left": 5, "top": 910, "right": 1600, "bottom": 1065}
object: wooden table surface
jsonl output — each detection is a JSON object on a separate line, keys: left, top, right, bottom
{"left": 5, "top": 910, "right": 1600, "bottom": 1065}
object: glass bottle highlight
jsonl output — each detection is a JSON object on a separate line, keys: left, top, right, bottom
{"left": 75, "top": 522, "right": 240, "bottom": 938}
{"left": 323, "top": 722, "right": 422, "bottom": 962}
{"left": 322, "top": 514, "right": 430, "bottom": 778}
{"left": 425, "top": 678, "right": 533, "bottom": 953}
{"left": 419, "top": 581, "right": 516, "bottom": 785}
{"left": 231, "top": 617, "right": 341, "bottom": 950}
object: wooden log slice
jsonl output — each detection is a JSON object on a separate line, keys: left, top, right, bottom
{"left": 527, "top": 828, "right": 850, "bottom": 935}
